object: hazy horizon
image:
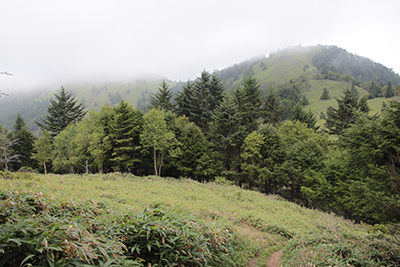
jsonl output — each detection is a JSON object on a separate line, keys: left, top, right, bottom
{"left": 1, "top": 0, "right": 399, "bottom": 93}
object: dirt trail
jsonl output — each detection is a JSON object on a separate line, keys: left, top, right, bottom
{"left": 266, "top": 250, "right": 282, "bottom": 267}
{"left": 248, "top": 249, "right": 283, "bottom": 267}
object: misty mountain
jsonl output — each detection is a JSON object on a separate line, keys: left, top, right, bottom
{"left": 311, "top": 45, "right": 400, "bottom": 86}
{"left": 1, "top": 45, "right": 399, "bottom": 134}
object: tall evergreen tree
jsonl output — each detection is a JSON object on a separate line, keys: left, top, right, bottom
{"left": 210, "top": 96, "right": 242, "bottom": 173}
{"left": 324, "top": 88, "right": 370, "bottom": 135}
{"left": 149, "top": 80, "right": 174, "bottom": 111}
{"left": 190, "top": 70, "right": 213, "bottom": 132}
{"left": 234, "top": 75, "right": 262, "bottom": 133}
{"left": 208, "top": 72, "right": 224, "bottom": 112}
{"left": 320, "top": 88, "right": 330, "bottom": 100}
{"left": 292, "top": 103, "right": 319, "bottom": 130}
{"left": 385, "top": 81, "right": 394, "bottom": 98}
{"left": 36, "top": 86, "right": 87, "bottom": 137}
{"left": 174, "top": 80, "right": 194, "bottom": 118}
{"left": 262, "top": 89, "right": 284, "bottom": 125}
{"left": 10, "top": 114, "right": 36, "bottom": 170}
{"left": 109, "top": 101, "right": 144, "bottom": 172}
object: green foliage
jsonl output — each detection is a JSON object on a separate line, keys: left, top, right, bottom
{"left": 210, "top": 96, "right": 243, "bottom": 173}
{"left": 385, "top": 81, "right": 395, "bottom": 98}
{"left": 311, "top": 45, "right": 400, "bottom": 85}
{"left": 140, "top": 109, "right": 177, "bottom": 176}
{"left": 0, "top": 190, "right": 248, "bottom": 267}
{"left": 109, "top": 101, "right": 144, "bottom": 172}
{"left": 0, "top": 170, "right": 36, "bottom": 180}
{"left": 214, "top": 176, "right": 234, "bottom": 185}
{"left": 320, "top": 87, "right": 330, "bottom": 100}
{"left": 0, "top": 125, "right": 19, "bottom": 172}
{"left": 262, "top": 88, "right": 284, "bottom": 125}
{"left": 282, "top": 217, "right": 400, "bottom": 266}
{"left": 36, "top": 86, "right": 87, "bottom": 137}
{"left": 149, "top": 80, "right": 174, "bottom": 111}
{"left": 324, "top": 88, "right": 370, "bottom": 135}
{"left": 291, "top": 103, "right": 319, "bottom": 130}
{"left": 167, "top": 115, "right": 209, "bottom": 180}
{"left": 9, "top": 114, "right": 36, "bottom": 170}
{"left": 31, "top": 131, "right": 53, "bottom": 174}
{"left": 234, "top": 75, "right": 263, "bottom": 134}
{"left": 113, "top": 208, "right": 241, "bottom": 266}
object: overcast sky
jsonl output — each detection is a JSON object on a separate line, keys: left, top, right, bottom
{"left": 1, "top": 0, "right": 399, "bottom": 92}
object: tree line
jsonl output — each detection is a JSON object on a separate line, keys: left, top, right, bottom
{"left": 1, "top": 71, "right": 400, "bottom": 224}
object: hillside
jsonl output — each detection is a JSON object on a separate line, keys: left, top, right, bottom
{"left": 1, "top": 173, "right": 399, "bottom": 266}
{"left": 218, "top": 45, "right": 400, "bottom": 126}
{"left": 1, "top": 45, "right": 399, "bottom": 133}
{"left": 0, "top": 77, "right": 168, "bottom": 134}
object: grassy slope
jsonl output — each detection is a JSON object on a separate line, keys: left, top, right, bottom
{"left": 40, "top": 78, "right": 166, "bottom": 111}
{"left": 247, "top": 46, "right": 398, "bottom": 127}
{"left": 0, "top": 173, "right": 378, "bottom": 266}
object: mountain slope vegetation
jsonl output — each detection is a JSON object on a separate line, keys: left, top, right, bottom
{"left": 1, "top": 173, "right": 399, "bottom": 266}
{"left": 1, "top": 45, "right": 399, "bottom": 132}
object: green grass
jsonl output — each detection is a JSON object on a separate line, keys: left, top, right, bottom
{"left": 2, "top": 173, "right": 398, "bottom": 266}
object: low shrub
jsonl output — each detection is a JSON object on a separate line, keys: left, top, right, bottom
{"left": 281, "top": 228, "right": 400, "bottom": 266}
{"left": 0, "top": 171, "right": 36, "bottom": 180}
{"left": 0, "top": 190, "right": 249, "bottom": 266}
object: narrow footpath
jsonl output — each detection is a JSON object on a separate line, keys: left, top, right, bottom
{"left": 247, "top": 249, "right": 283, "bottom": 267}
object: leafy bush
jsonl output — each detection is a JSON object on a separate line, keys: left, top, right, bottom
{"left": 214, "top": 176, "right": 234, "bottom": 185}
{"left": 0, "top": 190, "right": 248, "bottom": 266}
{"left": 108, "top": 208, "right": 242, "bottom": 266}
{"left": 281, "top": 225, "right": 400, "bottom": 266}
{"left": 0, "top": 171, "right": 36, "bottom": 180}
{"left": 18, "top": 166, "right": 39, "bottom": 173}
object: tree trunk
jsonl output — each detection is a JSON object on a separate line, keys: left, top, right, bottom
{"left": 43, "top": 162, "right": 47, "bottom": 175}
{"left": 153, "top": 145, "right": 158, "bottom": 176}
{"left": 158, "top": 152, "right": 164, "bottom": 177}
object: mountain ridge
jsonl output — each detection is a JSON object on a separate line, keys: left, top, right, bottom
{"left": 0, "top": 44, "right": 399, "bottom": 133}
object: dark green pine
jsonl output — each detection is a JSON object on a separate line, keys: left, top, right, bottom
{"left": 36, "top": 86, "right": 87, "bottom": 137}
{"left": 109, "top": 100, "right": 144, "bottom": 172}
{"left": 149, "top": 80, "right": 174, "bottom": 111}
{"left": 174, "top": 80, "right": 194, "bottom": 118}
{"left": 10, "top": 114, "right": 36, "bottom": 170}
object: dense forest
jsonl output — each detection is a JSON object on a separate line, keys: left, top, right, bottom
{"left": 1, "top": 66, "right": 400, "bottom": 226}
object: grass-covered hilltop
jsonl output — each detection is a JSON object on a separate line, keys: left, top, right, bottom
{"left": 1, "top": 44, "right": 400, "bottom": 266}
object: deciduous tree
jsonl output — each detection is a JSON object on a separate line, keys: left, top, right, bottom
{"left": 0, "top": 125, "right": 19, "bottom": 171}
{"left": 140, "top": 108, "right": 177, "bottom": 176}
{"left": 31, "top": 131, "right": 53, "bottom": 174}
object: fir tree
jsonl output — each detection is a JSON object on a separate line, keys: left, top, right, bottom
{"left": 208, "top": 73, "right": 224, "bottom": 112}
{"left": 36, "top": 86, "right": 87, "bottom": 137}
{"left": 234, "top": 75, "right": 262, "bottom": 133}
{"left": 324, "top": 88, "right": 370, "bottom": 135}
{"left": 190, "top": 71, "right": 213, "bottom": 132}
{"left": 109, "top": 101, "right": 143, "bottom": 172}
{"left": 174, "top": 80, "right": 194, "bottom": 118}
{"left": 210, "top": 96, "right": 242, "bottom": 173}
{"left": 10, "top": 114, "right": 36, "bottom": 170}
{"left": 385, "top": 81, "right": 394, "bottom": 98}
{"left": 320, "top": 88, "right": 330, "bottom": 100}
{"left": 291, "top": 103, "right": 319, "bottom": 130}
{"left": 262, "top": 89, "right": 284, "bottom": 125}
{"left": 149, "top": 80, "right": 174, "bottom": 111}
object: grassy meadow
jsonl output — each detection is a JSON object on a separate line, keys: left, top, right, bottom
{"left": 2, "top": 173, "right": 399, "bottom": 266}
